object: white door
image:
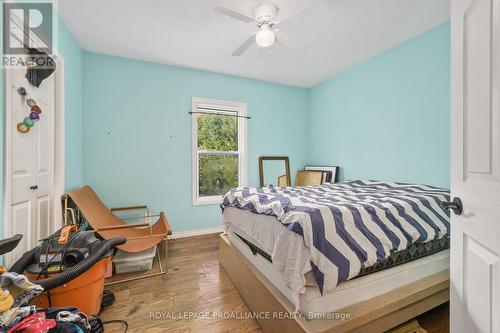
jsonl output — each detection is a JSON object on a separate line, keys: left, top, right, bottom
{"left": 451, "top": 0, "right": 500, "bottom": 332}
{"left": 5, "top": 68, "right": 55, "bottom": 267}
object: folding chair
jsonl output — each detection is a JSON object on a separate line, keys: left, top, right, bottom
{"left": 61, "top": 185, "right": 172, "bottom": 285}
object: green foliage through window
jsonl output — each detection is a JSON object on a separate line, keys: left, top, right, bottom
{"left": 197, "top": 113, "right": 237, "bottom": 151}
{"left": 196, "top": 112, "right": 240, "bottom": 197}
{"left": 199, "top": 154, "right": 238, "bottom": 196}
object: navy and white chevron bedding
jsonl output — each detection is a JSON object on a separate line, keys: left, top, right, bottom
{"left": 221, "top": 180, "right": 450, "bottom": 294}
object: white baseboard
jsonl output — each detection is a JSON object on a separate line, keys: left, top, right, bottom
{"left": 169, "top": 225, "right": 224, "bottom": 239}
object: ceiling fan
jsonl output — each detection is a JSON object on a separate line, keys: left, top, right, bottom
{"left": 214, "top": 1, "right": 314, "bottom": 56}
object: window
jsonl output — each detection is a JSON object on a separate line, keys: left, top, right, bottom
{"left": 192, "top": 97, "right": 247, "bottom": 205}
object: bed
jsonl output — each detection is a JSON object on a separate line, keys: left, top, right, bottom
{"left": 219, "top": 180, "right": 451, "bottom": 333}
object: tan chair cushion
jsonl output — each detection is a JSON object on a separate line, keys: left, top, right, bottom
{"left": 64, "top": 185, "right": 171, "bottom": 253}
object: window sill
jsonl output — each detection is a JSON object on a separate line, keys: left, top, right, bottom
{"left": 192, "top": 196, "right": 223, "bottom": 206}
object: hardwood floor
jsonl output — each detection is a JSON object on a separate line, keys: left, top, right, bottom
{"left": 100, "top": 234, "right": 449, "bottom": 333}
{"left": 416, "top": 303, "right": 449, "bottom": 333}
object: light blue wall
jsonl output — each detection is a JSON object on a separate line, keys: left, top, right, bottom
{"left": 82, "top": 52, "right": 309, "bottom": 232}
{"left": 308, "top": 22, "right": 450, "bottom": 188}
{"left": 262, "top": 160, "right": 288, "bottom": 186}
{"left": 58, "top": 23, "right": 83, "bottom": 190}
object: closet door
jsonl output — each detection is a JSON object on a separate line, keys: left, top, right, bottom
{"left": 6, "top": 69, "right": 55, "bottom": 266}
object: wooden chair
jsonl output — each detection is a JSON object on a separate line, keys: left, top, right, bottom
{"left": 61, "top": 185, "right": 172, "bottom": 285}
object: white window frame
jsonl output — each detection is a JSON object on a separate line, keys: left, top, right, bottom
{"left": 192, "top": 97, "right": 248, "bottom": 205}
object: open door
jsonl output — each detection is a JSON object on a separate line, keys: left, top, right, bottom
{"left": 450, "top": 0, "right": 500, "bottom": 332}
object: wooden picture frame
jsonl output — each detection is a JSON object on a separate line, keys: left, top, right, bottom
{"left": 259, "top": 156, "right": 291, "bottom": 187}
{"left": 295, "top": 170, "right": 324, "bottom": 186}
{"left": 304, "top": 166, "right": 339, "bottom": 183}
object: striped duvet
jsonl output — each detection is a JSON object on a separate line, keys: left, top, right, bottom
{"left": 221, "top": 180, "right": 450, "bottom": 294}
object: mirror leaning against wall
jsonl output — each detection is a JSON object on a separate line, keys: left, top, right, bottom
{"left": 259, "top": 156, "right": 291, "bottom": 187}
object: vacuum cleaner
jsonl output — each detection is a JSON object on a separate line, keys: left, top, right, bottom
{"left": 10, "top": 229, "right": 126, "bottom": 316}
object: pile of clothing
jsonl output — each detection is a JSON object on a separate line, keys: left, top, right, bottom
{"left": 0, "top": 267, "right": 102, "bottom": 333}
{"left": 0, "top": 265, "right": 43, "bottom": 330}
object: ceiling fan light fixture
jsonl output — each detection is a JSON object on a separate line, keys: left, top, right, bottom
{"left": 255, "top": 24, "right": 275, "bottom": 48}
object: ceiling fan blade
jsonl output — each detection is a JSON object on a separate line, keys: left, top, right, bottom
{"left": 214, "top": 7, "right": 254, "bottom": 23}
{"left": 232, "top": 33, "right": 256, "bottom": 56}
{"left": 275, "top": 29, "right": 302, "bottom": 53}
{"left": 275, "top": 0, "right": 314, "bottom": 24}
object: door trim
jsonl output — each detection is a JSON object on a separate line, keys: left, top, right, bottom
{"left": 3, "top": 53, "right": 65, "bottom": 264}
{"left": 53, "top": 54, "right": 65, "bottom": 233}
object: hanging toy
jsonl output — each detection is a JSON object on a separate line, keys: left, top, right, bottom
{"left": 26, "top": 98, "right": 37, "bottom": 107}
{"left": 17, "top": 91, "right": 43, "bottom": 134}
{"left": 17, "top": 122, "right": 30, "bottom": 133}
{"left": 31, "top": 105, "right": 42, "bottom": 114}
{"left": 23, "top": 117, "right": 35, "bottom": 128}
{"left": 17, "top": 86, "right": 27, "bottom": 97}
{"left": 29, "top": 112, "right": 40, "bottom": 122}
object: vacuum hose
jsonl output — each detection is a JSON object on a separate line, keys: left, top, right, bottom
{"left": 9, "top": 249, "right": 35, "bottom": 275}
{"left": 10, "top": 237, "right": 126, "bottom": 291}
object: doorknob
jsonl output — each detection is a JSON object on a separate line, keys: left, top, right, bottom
{"left": 442, "top": 197, "right": 463, "bottom": 215}
{"left": 29, "top": 185, "right": 38, "bottom": 190}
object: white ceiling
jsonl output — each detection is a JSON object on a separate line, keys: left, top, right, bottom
{"left": 58, "top": 0, "right": 450, "bottom": 88}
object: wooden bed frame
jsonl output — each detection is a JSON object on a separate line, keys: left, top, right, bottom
{"left": 219, "top": 234, "right": 449, "bottom": 333}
